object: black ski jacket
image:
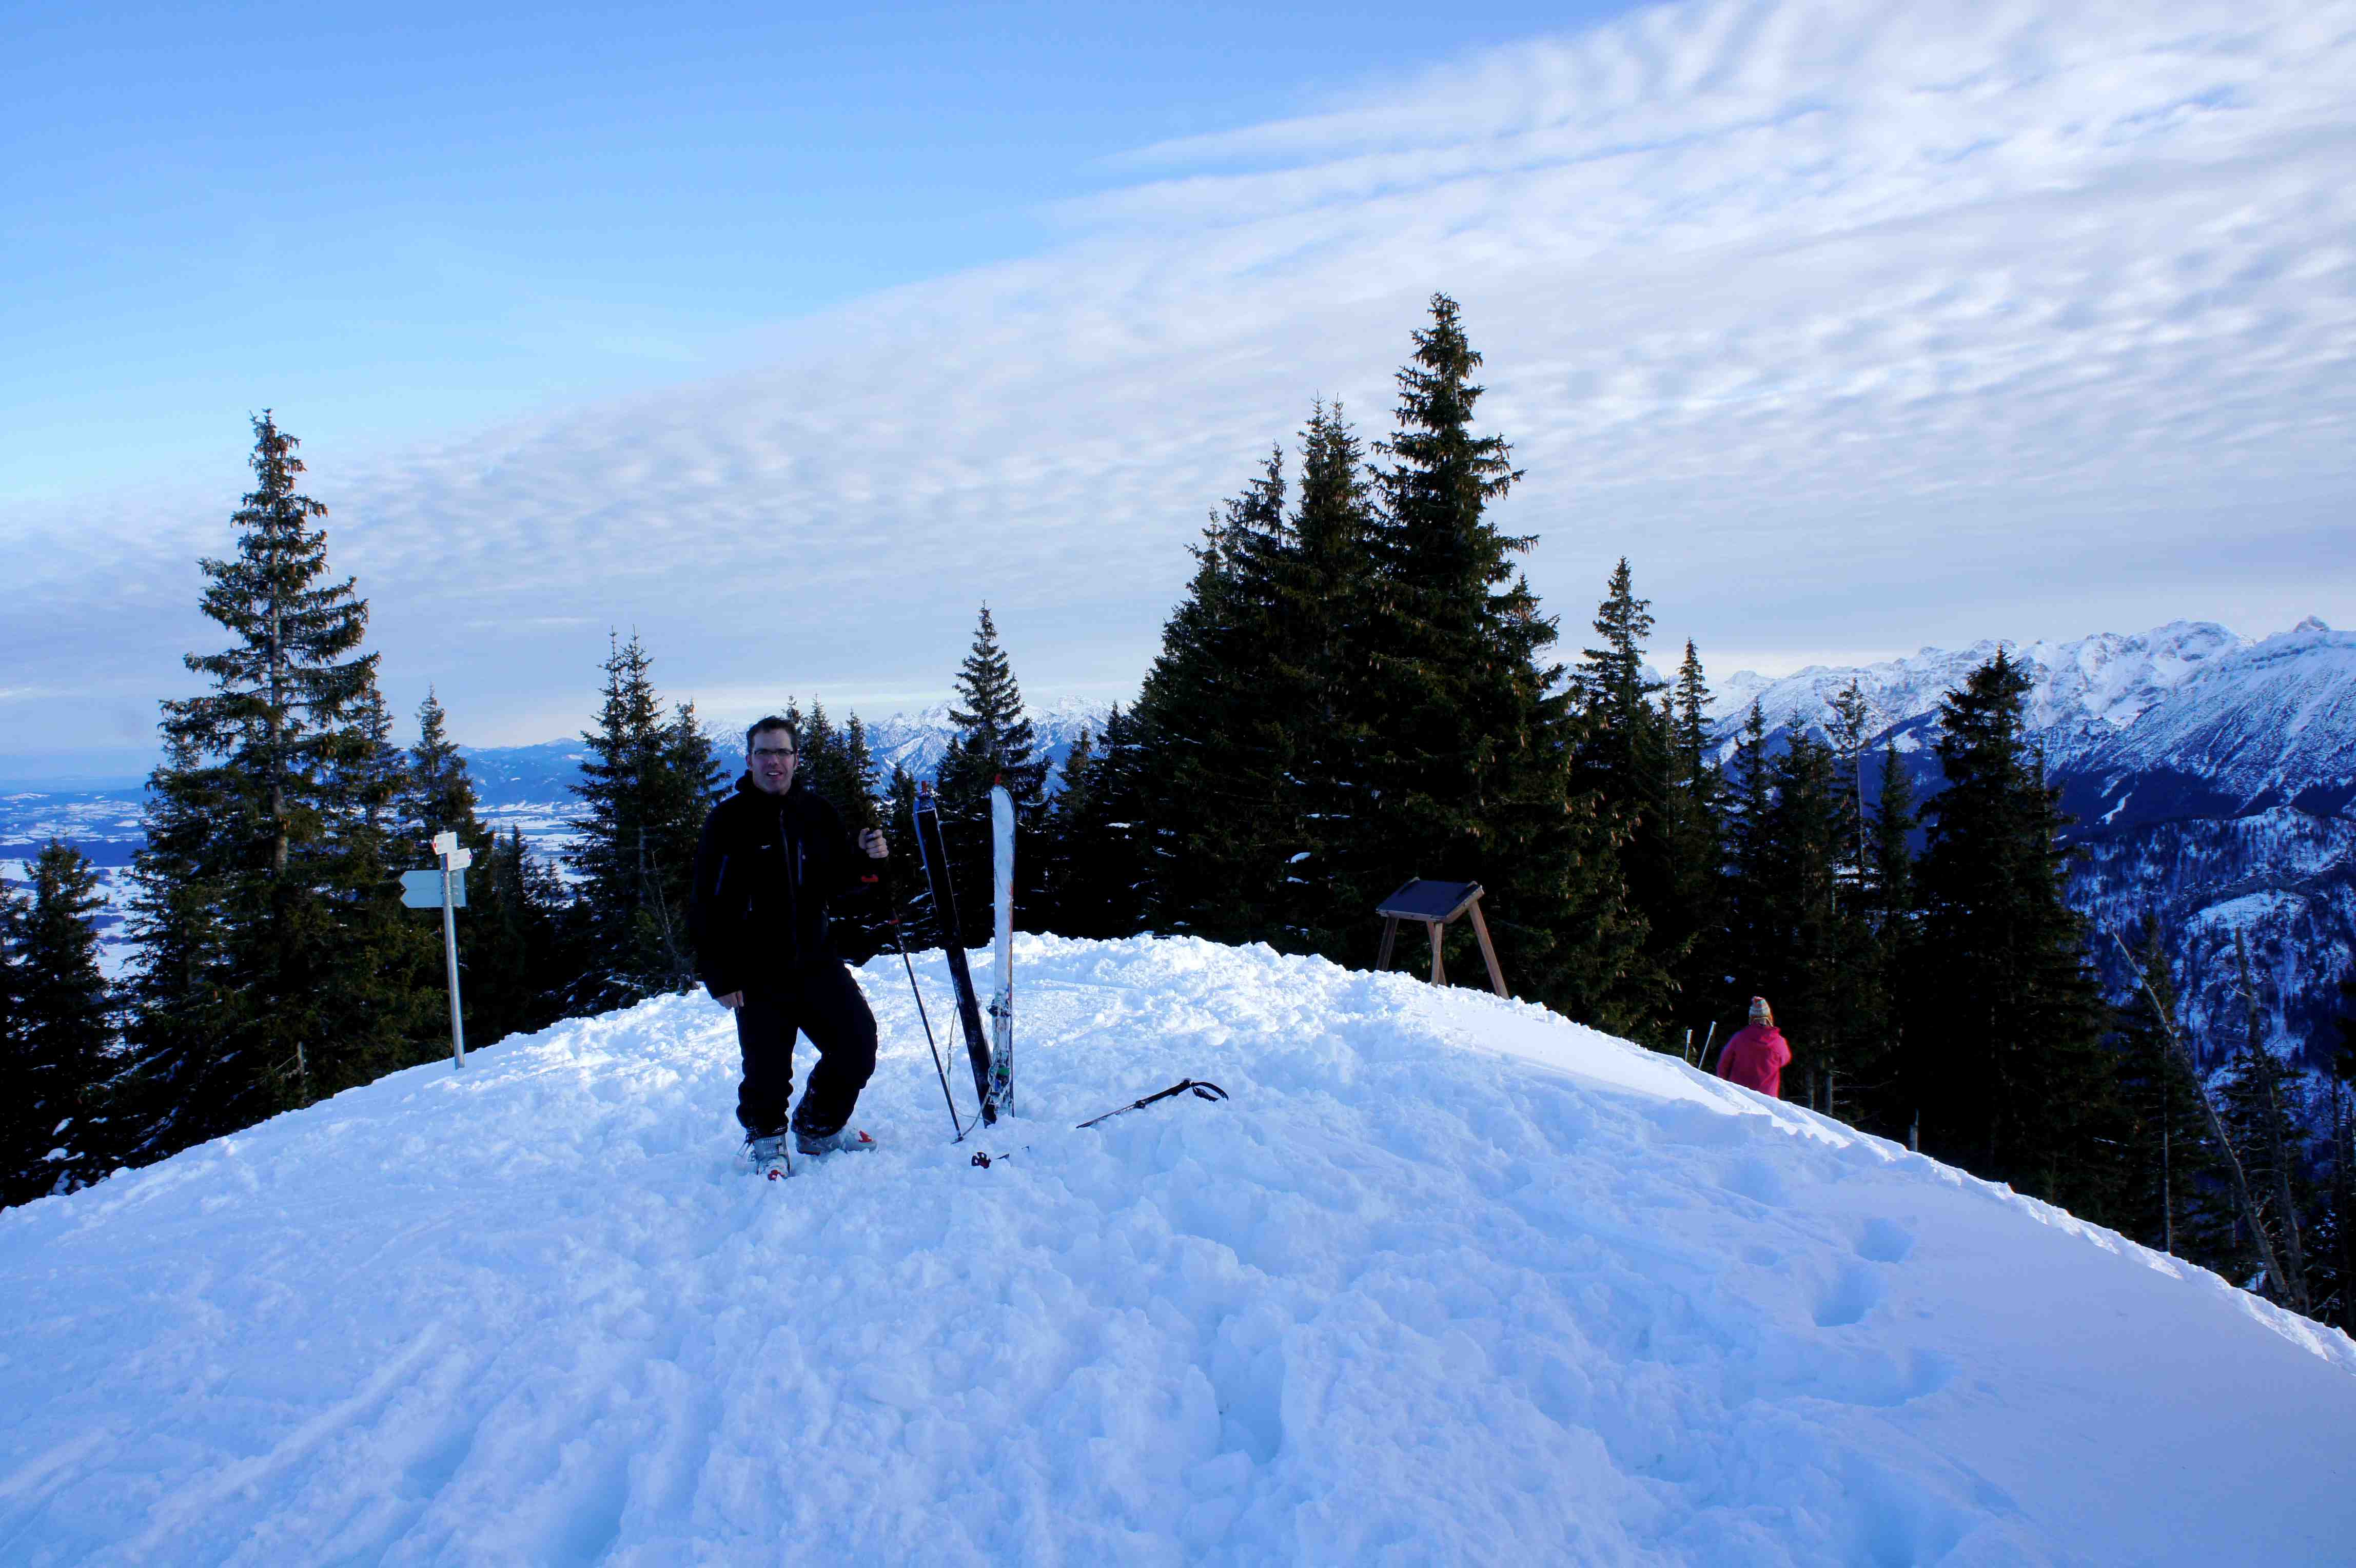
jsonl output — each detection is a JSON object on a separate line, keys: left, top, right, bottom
{"left": 688, "top": 775, "right": 871, "bottom": 997}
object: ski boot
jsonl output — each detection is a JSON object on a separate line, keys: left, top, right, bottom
{"left": 795, "top": 1126, "right": 878, "bottom": 1158}
{"left": 745, "top": 1131, "right": 794, "bottom": 1181}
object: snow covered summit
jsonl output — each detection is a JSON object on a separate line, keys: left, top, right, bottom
{"left": 4, "top": 937, "right": 2353, "bottom": 1564}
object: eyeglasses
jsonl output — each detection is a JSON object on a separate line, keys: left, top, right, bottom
{"left": 751, "top": 746, "right": 797, "bottom": 759}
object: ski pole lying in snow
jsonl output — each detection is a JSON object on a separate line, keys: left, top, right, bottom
{"left": 969, "top": 1081, "right": 1232, "bottom": 1168}
{"left": 1074, "top": 1079, "right": 1230, "bottom": 1130}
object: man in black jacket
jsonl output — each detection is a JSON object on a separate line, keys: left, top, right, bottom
{"left": 689, "top": 715, "right": 889, "bottom": 1166}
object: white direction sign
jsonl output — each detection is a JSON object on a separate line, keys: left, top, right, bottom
{"left": 401, "top": 869, "right": 467, "bottom": 909}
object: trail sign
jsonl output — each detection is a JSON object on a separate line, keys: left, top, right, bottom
{"left": 400, "top": 869, "right": 467, "bottom": 908}
{"left": 407, "top": 836, "right": 473, "bottom": 1070}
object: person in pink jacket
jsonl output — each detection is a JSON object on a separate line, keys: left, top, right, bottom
{"left": 1715, "top": 996, "right": 1791, "bottom": 1098}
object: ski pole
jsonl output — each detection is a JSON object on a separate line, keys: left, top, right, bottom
{"left": 1075, "top": 1079, "right": 1230, "bottom": 1130}
{"left": 889, "top": 859, "right": 968, "bottom": 1140}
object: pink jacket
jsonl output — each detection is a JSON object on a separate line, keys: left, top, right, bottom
{"left": 1715, "top": 1023, "right": 1790, "bottom": 1099}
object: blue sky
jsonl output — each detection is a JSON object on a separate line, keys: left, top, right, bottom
{"left": 6, "top": 0, "right": 2354, "bottom": 774}
{"left": 4, "top": 0, "right": 1629, "bottom": 498}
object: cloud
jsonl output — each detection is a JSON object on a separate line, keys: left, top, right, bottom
{"left": 7, "top": 0, "right": 2354, "bottom": 750}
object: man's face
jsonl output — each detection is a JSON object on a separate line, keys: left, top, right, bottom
{"left": 747, "top": 728, "right": 798, "bottom": 795}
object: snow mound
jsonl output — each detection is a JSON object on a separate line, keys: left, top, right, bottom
{"left": 4, "top": 936, "right": 2353, "bottom": 1564}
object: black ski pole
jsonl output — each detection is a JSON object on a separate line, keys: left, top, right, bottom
{"left": 1075, "top": 1079, "right": 1229, "bottom": 1130}
{"left": 890, "top": 859, "right": 968, "bottom": 1140}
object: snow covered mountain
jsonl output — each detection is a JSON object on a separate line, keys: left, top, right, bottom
{"left": 861, "top": 696, "right": 1110, "bottom": 787}
{"left": 1711, "top": 619, "right": 2356, "bottom": 1063}
{"left": 4, "top": 936, "right": 2351, "bottom": 1563}
{"left": 448, "top": 698, "right": 1113, "bottom": 810}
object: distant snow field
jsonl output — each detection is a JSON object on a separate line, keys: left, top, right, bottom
{"left": 4, "top": 936, "right": 2352, "bottom": 1564}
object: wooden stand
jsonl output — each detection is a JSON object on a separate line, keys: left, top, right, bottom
{"left": 1376, "top": 879, "right": 1508, "bottom": 998}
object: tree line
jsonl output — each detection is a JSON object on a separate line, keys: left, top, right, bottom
{"left": 4, "top": 305, "right": 2351, "bottom": 1336}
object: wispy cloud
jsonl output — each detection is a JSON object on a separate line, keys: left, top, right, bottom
{"left": 8, "top": 0, "right": 2353, "bottom": 750}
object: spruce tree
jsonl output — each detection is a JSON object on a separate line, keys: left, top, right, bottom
{"left": 566, "top": 634, "right": 719, "bottom": 1007}
{"left": 937, "top": 606, "right": 1048, "bottom": 944}
{"left": 0, "top": 873, "right": 28, "bottom": 1197}
{"left": 463, "top": 828, "right": 571, "bottom": 1048}
{"left": 115, "top": 414, "right": 429, "bottom": 1161}
{"left": 1268, "top": 403, "right": 1384, "bottom": 957}
{"left": 1358, "top": 294, "right": 1650, "bottom": 1025}
{"left": 1130, "top": 450, "right": 1295, "bottom": 943}
{"left": 1815, "top": 682, "right": 1895, "bottom": 1120}
{"left": 1572, "top": 560, "right": 1678, "bottom": 1044}
{"left": 1658, "top": 641, "right": 1727, "bottom": 1044}
{"left": 1042, "top": 707, "right": 1150, "bottom": 941}
{"left": 1720, "top": 702, "right": 1776, "bottom": 1037}
{"left": 1038, "top": 725, "right": 1097, "bottom": 934}
{"left": 402, "top": 689, "right": 491, "bottom": 860}
{"left": 325, "top": 685, "right": 443, "bottom": 1075}
{"left": 1903, "top": 651, "right": 2116, "bottom": 1207}
{"left": 2315, "top": 982, "right": 2356, "bottom": 1330}
{"left": 2111, "top": 918, "right": 2230, "bottom": 1261}
{"left": 798, "top": 702, "right": 887, "bottom": 962}
{"left": 2216, "top": 931, "right": 2312, "bottom": 1312}
{"left": 2, "top": 842, "right": 115, "bottom": 1203}
{"left": 402, "top": 691, "right": 559, "bottom": 1050}
{"left": 1854, "top": 740, "right": 1919, "bottom": 1127}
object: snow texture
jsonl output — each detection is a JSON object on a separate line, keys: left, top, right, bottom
{"left": 5, "top": 936, "right": 2354, "bottom": 1565}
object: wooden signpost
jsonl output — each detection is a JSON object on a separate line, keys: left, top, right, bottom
{"left": 1375, "top": 878, "right": 1508, "bottom": 998}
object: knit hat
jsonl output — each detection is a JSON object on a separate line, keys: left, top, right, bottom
{"left": 1748, "top": 995, "right": 1773, "bottom": 1025}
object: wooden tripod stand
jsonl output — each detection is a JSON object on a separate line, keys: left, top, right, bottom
{"left": 1375, "top": 878, "right": 1508, "bottom": 998}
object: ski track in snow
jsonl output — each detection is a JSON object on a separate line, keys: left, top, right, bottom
{"left": 4, "top": 936, "right": 2354, "bottom": 1565}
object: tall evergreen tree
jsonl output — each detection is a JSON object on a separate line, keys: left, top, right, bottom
{"left": 1349, "top": 295, "right": 1650, "bottom": 1025}
{"left": 1658, "top": 641, "right": 1727, "bottom": 1043}
{"left": 2315, "top": 978, "right": 2356, "bottom": 1330}
{"left": 1720, "top": 702, "right": 1776, "bottom": 1033}
{"left": 936, "top": 606, "right": 1048, "bottom": 943}
{"left": 1903, "top": 651, "right": 2115, "bottom": 1207}
{"left": 2, "top": 842, "right": 115, "bottom": 1203}
{"left": 402, "top": 688, "right": 490, "bottom": 859}
{"left": 1267, "top": 403, "right": 1385, "bottom": 957}
{"left": 1868, "top": 740, "right": 1917, "bottom": 936}
{"left": 1572, "top": 559, "right": 1679, "bottom": 1043}
{"left": 1815, "top": 682, "right": 1895, "bottom": 1119}
{"left": 798, "top": 702, "right": 888, "bottom": 962}
{"left": 115, "top": 415, "right": 429, "bottom": 1161}
{"left": 1130, "top": 450, "right": 1294, "bottom": 943}
{"left": 326, "top": 685, "right": 444, "bottom": 1072}
{"left": 1041, "top": 707, "right": 1150, "bottom": 941}
{"left": 566, "top": 634, "right": 719, "bottom": 1007}
{"left": 463, "top": 828, "right": 571, "bottom": 1048}
{"left": 2111, "top": 918, "right": 2230, "bottom": 1261}
{"left": 1852, "top": 739, "right": 1920, "bottom": 1128}
{"left": 2216, "top": 931, "right": 2312, "bottom": 1312}
{"left": 400, "top": 691, "right": 563, "bottom": 1050}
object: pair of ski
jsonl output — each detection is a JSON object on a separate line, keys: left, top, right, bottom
{"left": 909, "top": 781, "right": 1014, "bottom": 1134}
{"left": 902, "top": 778, "right": 1229, "bottom": 1161}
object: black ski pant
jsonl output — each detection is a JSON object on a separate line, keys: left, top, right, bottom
{"left": 733, "top": 958, "right": 878, "bottom": 1140}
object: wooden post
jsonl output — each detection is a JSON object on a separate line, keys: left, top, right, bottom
{"left": 1466, "top": 900, "right": 1506, "bottom": 998}
{"left": 1373, "top": 879, "right": 1508, "bottom": 998}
